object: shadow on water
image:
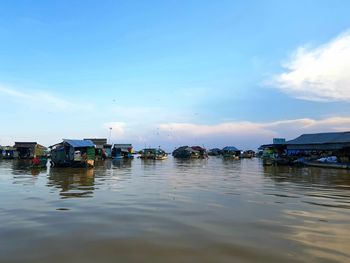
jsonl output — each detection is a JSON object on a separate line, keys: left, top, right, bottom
{"left": 111, "top": 159, "right": 133, "bottom": 169}
{"left": 9, "top": 159, "right": 47, "bottom": 185}
{"left": 263, "top": 165, "right": 350, "bottom": 188}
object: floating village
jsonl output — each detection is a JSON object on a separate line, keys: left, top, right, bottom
{"left": 1, "top": 131, "right": 350, "bottom": 169}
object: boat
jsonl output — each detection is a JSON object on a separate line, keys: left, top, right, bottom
{"left": 242, "top": 150, "right": 255, "bottom": 158}
{"left": 140, "top": 148, "right": 168, "bottom": 160}
{"left": 49, "top": 139, "right": 96, "bottom": 168}
{"left": 172, "top": 146, "right": 208, "bottom": 159}
{"left": 222, "top": 146, "right": 241, "bottom": 159}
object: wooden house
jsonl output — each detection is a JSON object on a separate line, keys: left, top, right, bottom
{"left": 222, "top": 146, "right": 241, "bottom": 159}
{"left": 112, "top": 144, "right": 133, "bottom": 159}
{"left": 84, "top": 138, "right": 111, "bottom": 159}
{"left": 50, "top": 139, "right": 95, "bottom": 168}
{"left": 14, "top": 142, "right": 47, "bottom": 159}
{"left": 0, "top": 146, "right": 18, "bottom": 159}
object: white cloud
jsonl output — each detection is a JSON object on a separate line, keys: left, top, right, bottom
{"left": 159, "top": 117, "right": 350, "bottom": 149}
{"left": 103, "top": 122, "right": 126, "bottom": 138}
{"left": 159, "top": 121, "right": 274, "bottom": 137}
{"left": 0, "top": 85, "right": 87, "bottom": 111}
{"left": 272, "top": 30, "right": 350, "bottom": 102}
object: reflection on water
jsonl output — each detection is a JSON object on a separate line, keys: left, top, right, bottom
{"left": 47, "top": 167, "right": 95, "bottom": 198}
{"left": 0, "top": 158, "right": 350, "bottom": 263}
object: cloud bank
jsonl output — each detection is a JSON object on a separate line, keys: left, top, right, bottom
{"left": 158, "top": 117, "right": 350, "bottom": 149}
{"left": 272, "top": 30, "right": 350, "bottom": 102}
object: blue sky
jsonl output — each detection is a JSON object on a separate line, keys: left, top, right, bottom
{"left": 1, "top": 0, "right": 350, "bottom": 150}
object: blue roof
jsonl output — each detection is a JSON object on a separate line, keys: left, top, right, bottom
{"left": 222, "top": 146, "right": 240, "bottom": 151}
{"left": 63, "top": 139, "right": 95, "bottom": 148}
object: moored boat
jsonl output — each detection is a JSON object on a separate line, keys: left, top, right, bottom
{"left": 222, "top": 146, "right": 241, "bottom": 159}
{"left": 140, "top": 148, "right": 168, "bottom": 160}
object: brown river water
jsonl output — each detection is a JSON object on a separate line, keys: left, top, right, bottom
{"left": 0, "top": 157, "right": 350, "bottom": 263}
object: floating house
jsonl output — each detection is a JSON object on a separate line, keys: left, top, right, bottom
{"left": 50, "top": 139, "right": 95, "bottom": 168}
{"left": 84, "top": 138, "right": 111, "bottom": 159}
{"left": 172, "top": 146, "right": 208, "bottom": 159}
{"left": 14, "top": 142, "right": 47, "bottom": 159}
{"left": 286, "top": 132, "right": 350, "bottom": 164}
{"left": 286, "top": 132, "right": 350, "bottom": 152}
{"left": 222, "top": 146, "right": 241, "bottom": 159}
{"left": 0, "top": 146, "right": 18, "bottom": 159}
{"left": 260, "top": 132, "right": 350, "bottom": 167}
{"left": 208, "top": 148, "right": 222, "bottom": 156}
{"left": 140, "top": 148, "right": 167, "bottom": 160}
{"left": 112, "top": 144, "right": 134, "bottom": 159}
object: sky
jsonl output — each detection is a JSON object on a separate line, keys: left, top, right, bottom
{"left": 0, "top": 0, "right": 350, "bottom": 151}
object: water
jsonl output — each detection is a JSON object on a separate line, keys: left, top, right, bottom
{"left": 1, "top": 157, "right": 350, "bottom": 263}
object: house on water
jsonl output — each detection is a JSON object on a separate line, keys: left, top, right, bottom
{"left": 172, "top": 146, "right": 208, "bottom": 159}
{"left": 222, "top": 146, "right": 241, "bottom": 159}
{"left": 84, "top": 138, "right": 112, "bottom": 159}
{"left": 14, "top": 142, "right": 47, "bottom": 159}
{"left": 286, "top": 131, "right": 350, "bottom": 163}
{"left": 112, "top": 144, "right": 133, "bottom": 159}
{"left": 0, "top": 146, "right": 18, "bottom": 159}
{"left": 50, "top": 139, "right": 96, "bottom": 167}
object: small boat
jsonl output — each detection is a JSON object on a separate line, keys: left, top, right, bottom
{"left": 242, "top": 150, "right": 255, "bottom": 158}
{"left": 222, "top": 146, "right": 241, "bottom": 159}
{"left": 140, "top": 148, "right": 168, "bottom": 160}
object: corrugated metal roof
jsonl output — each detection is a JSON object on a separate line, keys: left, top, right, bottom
{"left": 63, "top": 139, "right": 95, "bottom": 148}
{"left": 287, "top": 132, "right": 350, "bottom": 145}
{"left": 14, "top": 142, "right": 37, "bottom": 148}
{"left": 84, "top": 138, "right": 107, "bottom": 145}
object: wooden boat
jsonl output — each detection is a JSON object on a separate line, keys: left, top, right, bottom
{"left": 140, "top": 148, "right": 168, "bottom": 160}
{"left": 222, "top": 146, "right": 241, "bottom": 159}
{"left": 155, "top": 155, "right": 168, "bottom": 160}
{"left": 242, "top": 150, "right": 255, "bottom": 158}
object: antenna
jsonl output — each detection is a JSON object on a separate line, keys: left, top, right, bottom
{"left": 109, "top": 127, "right": 112, "bottom": 144}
